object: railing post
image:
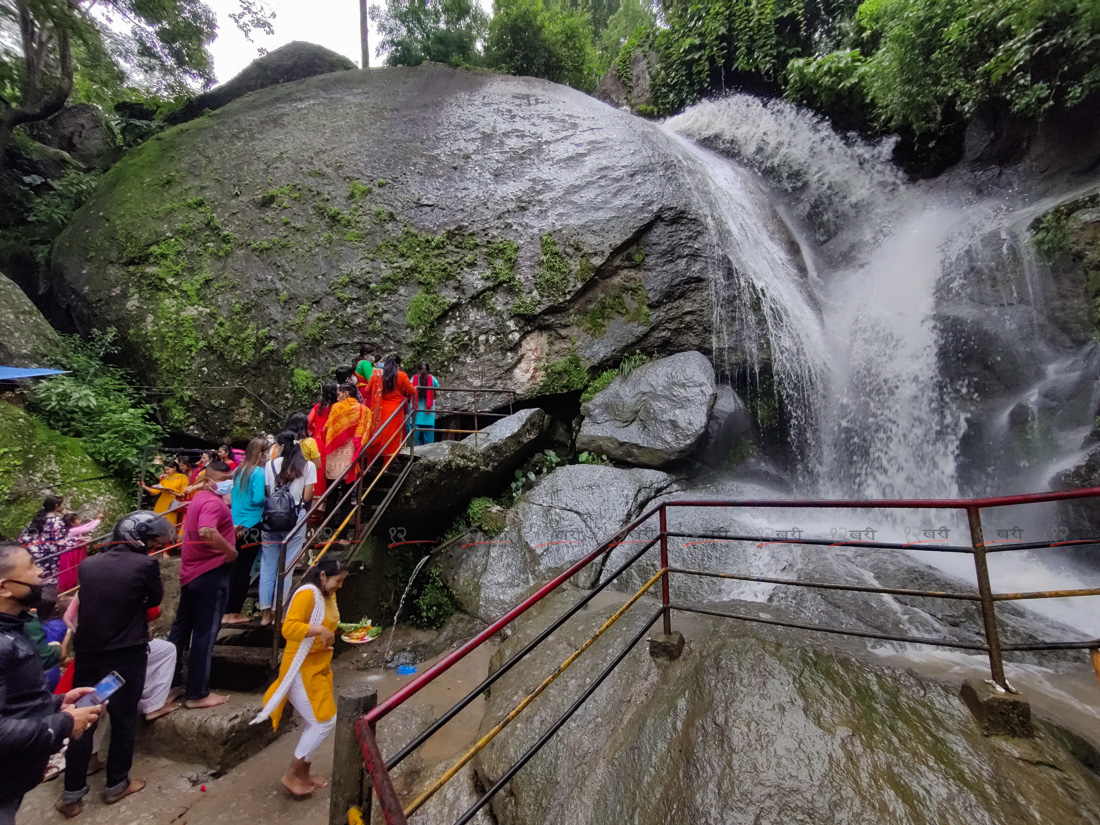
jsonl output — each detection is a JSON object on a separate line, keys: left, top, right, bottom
{"left": 136, "top": 445, "right": 150, "bottom": 509}
{"left": 659, "top": 506, "right": 671, "bottom": 636}
{"left": 966, "top": 506, "right": 1008, "bottom": 690}
{"left": 271, "top": 536, "right": 289, "bottom": 670}
{"left": 329, "top": 685, "right": 377, "bottom": 825}
{"left": 356, "top": 717, "right": 409, "bottom": 825}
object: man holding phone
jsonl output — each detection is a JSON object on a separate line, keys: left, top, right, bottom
{"left": 57, "top": 511, "right": 170, "bottom": 818}
{"left": 0, "top": 543, "right": 102, "bottom": 825}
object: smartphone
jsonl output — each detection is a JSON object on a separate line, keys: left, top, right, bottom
{"left": 75, "top": 671, "right": 125, "bottom": 707}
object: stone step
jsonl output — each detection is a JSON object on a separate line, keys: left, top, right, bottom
{"left": 135, "top": 692, "right": 284, "bottom": 775}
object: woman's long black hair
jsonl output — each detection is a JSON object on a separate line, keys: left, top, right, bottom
{"left": 318, "top": 381, "right": 338, "bottom": 414}
{"left": 382, "top": 353, "right": 400, "bottom": 393}
{"left": 299, "top": 554, "right": 344, "bottom": 591}
{"left": 274, "top": 430, "right": 307, "bottom": 485}
{"left": 284, "top": 412, "right": 310, "bottom": 440}
{"left": 417, "top": 361, "right": 432, "bottom": 403}
{"left": 28, "top": 494, "right": 63, "bottom": 534}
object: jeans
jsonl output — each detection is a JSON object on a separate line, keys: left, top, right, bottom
{"left": 63, "top": 646, "right": 148, "bottom": 802}
{"left": 259, "top": 519, "right": 303, "bottom": 611}
{"left": 226, "top": 525, "right": 262, "bottom": 615}
{"left": 167, "top": 564, "right": 230, "bottom": 700}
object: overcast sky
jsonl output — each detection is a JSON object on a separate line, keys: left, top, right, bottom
{"left": 206, "top": 0, "right": 366, "bottom": 82}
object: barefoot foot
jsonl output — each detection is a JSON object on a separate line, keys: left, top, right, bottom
{"left": 104, "top": 778, "right": 146, "bottom": 805}
{"left": 144, "top": 701, "right": 180, "bottom": 721}
{"left": 281, "top": 774, "right": 314, "bottom": 798}
{"left": 185, "top": 693, "right": 229, "bottom": 709}
{"left": 308, "top": 773, "right": 328, "bottom": 789}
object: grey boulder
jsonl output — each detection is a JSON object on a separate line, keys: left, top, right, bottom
{"left": 440, "top": 464, "right": 676, "bottom": 622}
{"left": 577, "top": 351, "right": 717, "bottom": 467}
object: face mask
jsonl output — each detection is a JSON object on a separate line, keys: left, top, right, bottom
{"left": 4, "top": 579, "right": 43, "bottom": 607}
{"left": 215, "top": 480, "right": 233, "bottom": 496}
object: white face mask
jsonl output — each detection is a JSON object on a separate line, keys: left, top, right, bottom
{"left": 215, "top": 479, "right": 233, "bottom": 496}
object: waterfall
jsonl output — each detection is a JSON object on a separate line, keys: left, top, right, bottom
{"left": 660, "top": 94, "right": 1100, "bottom": 635}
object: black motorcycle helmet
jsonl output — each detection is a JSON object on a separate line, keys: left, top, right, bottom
{"left": 112, "top": 510, "right": 175, "bottom": 552}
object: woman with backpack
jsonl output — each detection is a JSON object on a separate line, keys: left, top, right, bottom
{"left": 250, "top": 555, "right": 347, "bottom": 797}
{"left": 258, "top": 432, "right": 316, "bottom": 627}
{"left": 224, "top": 437, "right": 268, "bottom": 625}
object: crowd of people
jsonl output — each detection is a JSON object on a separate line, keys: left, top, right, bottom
{"left": 0, "top": 347, "right": 442, "bottom": 821}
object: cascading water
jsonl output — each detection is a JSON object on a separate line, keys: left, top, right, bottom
{"left": 658, "top": 94, "right": 1100, "bottom": 637}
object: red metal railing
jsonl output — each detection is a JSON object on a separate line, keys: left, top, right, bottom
{"left": 352, "top": 487, "right": 1100, "bottom": 825}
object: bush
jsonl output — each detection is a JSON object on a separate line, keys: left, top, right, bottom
{"left": 370, "top": 0, "right": 489, "bottom": 67}
{"left": 26, "top": 329, "right": 162, "bottom": 477}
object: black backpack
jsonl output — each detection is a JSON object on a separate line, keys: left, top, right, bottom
{"left": 262, "top": 480, "right": 298, "bottom": 532}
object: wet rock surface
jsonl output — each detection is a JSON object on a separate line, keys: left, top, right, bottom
{"left": 440, "top": 464, "right": 677, "bottom": 621}
{"left": 464, "top": 591, "right": 1100, "bottom": 825}
{"left": 391, "top": 407, "right": 551, "bottom": 527}
{"left": 0, "top": 269, "right": 60, "bottom": 367}
{"left": 577, "top": 350, "right": 717, "bottom": 467}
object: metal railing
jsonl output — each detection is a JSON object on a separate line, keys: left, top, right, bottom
{"left": 351, "top": 487, "right": 1100, "bottom": 825}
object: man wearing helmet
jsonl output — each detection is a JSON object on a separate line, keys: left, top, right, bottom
{"left": 55, "top": 511, "right": 170, "bottom": 818}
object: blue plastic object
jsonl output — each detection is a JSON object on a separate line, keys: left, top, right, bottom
{"left": 396, "top": 664, "right": 417, "bottom": 675}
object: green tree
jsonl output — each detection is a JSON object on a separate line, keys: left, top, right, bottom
{"left": 596, "top": 0, "right": 655, "bottom": 71}
{"left": 0, "top": 0, "right": 273, "bottom": 166}
{"left": 486, "top": 0, "right": 599, "bottom": 91}
{"left": 369, "top": 0, "right": 489, "bottom": 67}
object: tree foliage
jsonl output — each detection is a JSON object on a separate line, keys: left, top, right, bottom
{"left": 369, "top": 0, "right": 488, "bottom": 67}
{"left": 486, "top": 0, "right": 599, "bottom": 92}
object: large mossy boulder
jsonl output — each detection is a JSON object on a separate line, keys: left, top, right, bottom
{"left": 0, "top": 270, "right": 60, "bottom": 367}
{"left": 0, "top": 402, "right": 132, "bottom": 538}
{"left": 51, "top": 63, "right": 800, "bottom": 438}
{"left": 459, "top": 591, "right": 1100, "bottom": 825}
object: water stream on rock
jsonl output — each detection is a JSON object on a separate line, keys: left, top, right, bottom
{"left": 384, "top": 554, "right": 432, "bottom": 666}
{"left": 661, "top": 95, "right": 1100, "bottom": 637}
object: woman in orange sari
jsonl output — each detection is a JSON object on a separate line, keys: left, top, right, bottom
{"left": 372, "top": 354, "right": 415, "bottom": 461}
{"left": 323, "top": 383, "right": 370, "bottom": 486}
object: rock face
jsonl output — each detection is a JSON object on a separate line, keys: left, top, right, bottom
{"left": 0, "top": 402, "right": 132, "bottom": 539}
{"left": 168, "top": 41, "right": 356, "bottom": 124}
{"left": 440, "top": 464, "right": 676, "bottom": 621}
{"left": 577, "top": 351, "right": 717, "bottom": 467}
{"left": 0, "top": 270, "right": 60, "bottom": 367}
{"left": 446, "top": 591, "right": 1100, "bottom": 825}
{"left": 689, "top": 383, "right": 754, "bottom": 469}
{"left": 390, "top": 407, "right": 551, "bottom": 527}
{"left": 51, "top": 63, "right": 802, "bottom": 438}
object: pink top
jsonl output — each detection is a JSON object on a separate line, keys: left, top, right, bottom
{"left": 180, "top": 491, "right": 235, "bottom": 586}
{"left": 67, "top": 518, "right": 101, "bottom": 538}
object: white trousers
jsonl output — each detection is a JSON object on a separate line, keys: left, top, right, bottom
{"left": 287, "top": 671, "right": 336, "bottom": 761}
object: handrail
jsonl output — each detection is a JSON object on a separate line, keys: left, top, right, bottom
{"left": 353, "top": 486, "right": 1100, "bottom": 825}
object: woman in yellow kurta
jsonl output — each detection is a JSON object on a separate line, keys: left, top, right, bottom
{"left": 250, "top": 556, "right": 347, "bottom": 797}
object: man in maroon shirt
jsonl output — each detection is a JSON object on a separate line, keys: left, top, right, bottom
{"left": 167, "top": 461, "right": 237, "bottom": 708}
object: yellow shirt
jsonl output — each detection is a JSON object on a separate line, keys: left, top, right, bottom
{"left": 263, "top": 586, "right": 340, "bottom": 728}
{"left": 154, "top": 472, "right": 189, "bottom": 526}
{"left": 268, "top": 438, "right": 320, "bottom": 462}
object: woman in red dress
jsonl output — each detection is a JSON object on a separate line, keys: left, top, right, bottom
{"left": 307, "top": 382, "right": 338, "bottom": 497}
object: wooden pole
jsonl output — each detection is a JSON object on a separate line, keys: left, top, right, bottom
{"left": 329, "top": 684, "right": 377, "bottom": 825}
{"left": 359, "top": 0, "right": 369, "bottom": 69}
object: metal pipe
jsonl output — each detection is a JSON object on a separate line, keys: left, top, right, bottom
{"left": 355, "top": 718, "right": 408, "bottom": 825}
{"left": 663, "top": 530, "right": 974, "bottom": 554}
{"left": 967, "top": 507, "right": 1008, "bottom": 690}
{"left": 451, "top": 607, "right": 664, "bottom": 825}
{"left": 659, "top": 506, "right": 671, "bottom": 636}
{"left": 271, "top": 535, "right": 289, "bottom": 670}
{"left": 385, "top": 536, "right": 660, "bottom": 771}
{"left": 660, "top": 487, "right": 1100, "bottom": 511}
{"left": 404, "top": 569, "right": 667, "bottom": 817}
{"left": 669, "top": 567, "right": 982, "bottom": 601}
{"left": 670, "top": 603, "right": 990, "bottom": 650}
{"left": 993, "top": 586, "right": 1100, "bottom": 601}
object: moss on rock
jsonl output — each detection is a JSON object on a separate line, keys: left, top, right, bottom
{"left": 0, "top": 402, "right": 132, "bottom": 539}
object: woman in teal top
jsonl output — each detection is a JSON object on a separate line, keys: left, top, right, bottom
{"left": 411, "top": 362, "right": 439, "bottom": 445}
{"left": 225, "top": 437, "right": 268, "bottom": 623}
